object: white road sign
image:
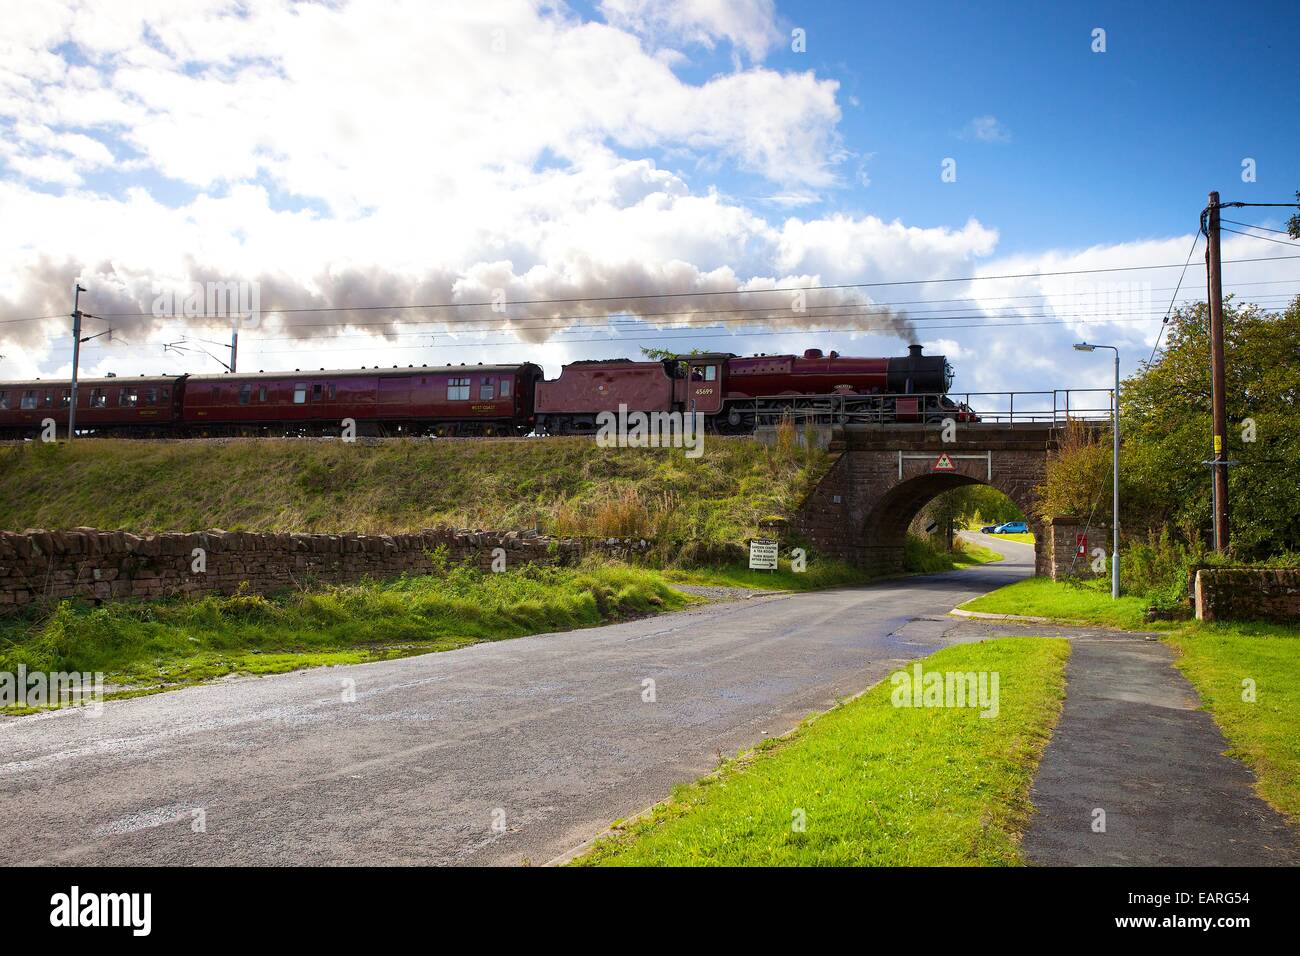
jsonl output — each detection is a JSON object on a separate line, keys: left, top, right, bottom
{"left": 749, "top": 538, "right": 779, "bottom": 570}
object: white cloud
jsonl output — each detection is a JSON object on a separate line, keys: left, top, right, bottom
{"left": 960, "top": 114, "right": 1011, "bottom": 143}
{"left": 599, "top": 0, "right": 783, "bottom": 61}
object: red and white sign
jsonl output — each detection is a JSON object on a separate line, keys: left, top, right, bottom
{"left": 1076, "top": 533, "right": 1088, "bottom": 556}
{"left": 933, "top": 453, "right": 956, "bottom": 471}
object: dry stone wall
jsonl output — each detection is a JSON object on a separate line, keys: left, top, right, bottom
{"left": 0, "top": 528, "right": 652, "bottom": 612}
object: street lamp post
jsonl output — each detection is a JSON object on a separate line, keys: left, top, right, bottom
{"left": 1073, "top": 342, "right": 1120, "bottom": 599}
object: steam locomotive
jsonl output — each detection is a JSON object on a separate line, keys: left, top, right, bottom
{"left": 0, "top": 344, "right": 972, "bottom": 438}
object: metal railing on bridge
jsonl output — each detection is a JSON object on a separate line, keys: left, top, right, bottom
{"left": 743, "top": 388, "right": 1113, "bottom": 428}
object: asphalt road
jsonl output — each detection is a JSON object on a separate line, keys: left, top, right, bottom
{"left": 0, "top": 535, "right": 1035, "bottom": 867}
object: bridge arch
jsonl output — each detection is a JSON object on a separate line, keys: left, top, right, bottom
{"left": 791, "top": 424, "right": 1054, "bottom": 577}
{"left": 858, "top": 471, "right": 1041, "bottom": 574}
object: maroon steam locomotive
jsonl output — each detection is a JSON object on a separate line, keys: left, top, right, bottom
{"left": 0, "top": 345, "right": 970, "bottom": 438}
{"left": 535, "top": 344, "right": 971, "bottom": 433}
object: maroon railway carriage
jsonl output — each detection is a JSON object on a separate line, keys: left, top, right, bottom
{"left": 0, "top": 374, "right": 186, "bottom": 438}
{"left": 181, "top": 363, "right": 542, "bottom": 436}
{"left": 535, "top": 345, "right": 968, "bottom": 433}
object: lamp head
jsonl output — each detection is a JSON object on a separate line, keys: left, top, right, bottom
{"left": 1073, "top": 342, "right": 1095, "bottom": 352}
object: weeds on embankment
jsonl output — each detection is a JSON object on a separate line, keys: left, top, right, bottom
{"left": 0, "top": 555, "right": 689, "bottom": 691}
{"left": 0, "top": 435, "right": 830, "bottom": 544}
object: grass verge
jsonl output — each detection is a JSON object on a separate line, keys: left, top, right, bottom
{"left": 572, "top": 636, "right": 1070, "bottom": 866}
{"left": 990, "top": 532, "right": 1035, "bottom": 545}
{"left": 1167, "top": 621, "right": 1300, "bottom": 826}
{"left": 0, "top": 556, "right": 691, "bottom": 699}
{"left": 957, "top": 576, "right": 1154, "bottom": 629}
{"left": 666, "top": 536, "right": 1002, "bottom": 593}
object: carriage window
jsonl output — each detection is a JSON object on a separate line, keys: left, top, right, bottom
{"left": 239, "top": 384, "right": 251, "bottom": 405}
{"left": 43, "top": 392, "right": 53, "bottom": 407}
{"left": 293, "top": 384, "right": 307, "bottom": 404}
{"left": 143, "top": 388, "right": 157, "bottom": 406}
{"left": 328, "top": 384, "right": 336, "bottom": 400}
{"left": 161, "top": 388, "right": 169, "bottom": 402}
{"left": 119, "top": 389, "right": 139, "bottom": 407}
{"left": 500, "top": 378, "right": 511, "bottom": 398}
{"left": 704, "top": 365, "right": 717, "bottom": 381}
{"left": 90, "top": 388, "right": 107, "bottom": 408}
{"left": 20, "top": 390, "right": 36, "bottom": 409}
{"left": 0, "top": 391, "right": 7, "bottom": 409}
{"left": 447, "top": 377, "right": 470, "bottom": 400}
{"left": 479, "top": 380, "right": 494, "bottom": 400}
{"left": 61, "top": 390, "right": 71, "bottom": 407}
{"left": 258, "top": 386, "right": 267, "bottom": 402}
{"left": 313, "top": 384, "right": 323, "bottom": 401}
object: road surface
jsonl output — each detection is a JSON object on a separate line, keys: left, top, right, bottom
{"left": 0, "top": 536, "right": 1034, "bottom": 866}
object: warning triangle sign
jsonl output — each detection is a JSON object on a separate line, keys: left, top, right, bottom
{"left": 933, "top": 453, "right": 956, "bottom": 471}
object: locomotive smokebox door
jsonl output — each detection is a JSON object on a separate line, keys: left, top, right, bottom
{"left": 686, "top": 361, "right": 723, "bottom": 414}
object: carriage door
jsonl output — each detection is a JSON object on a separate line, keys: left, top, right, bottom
{"left": 687, "top": 362, "right": 723, "bottom": 415}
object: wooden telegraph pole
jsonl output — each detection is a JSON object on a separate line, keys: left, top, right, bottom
{"left": 1205, "top": 192, "right": 1229, "bottom": 550}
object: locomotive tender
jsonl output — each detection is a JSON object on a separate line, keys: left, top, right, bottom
{"left": 0, "top": 345, "right": 969, "bottom": 438}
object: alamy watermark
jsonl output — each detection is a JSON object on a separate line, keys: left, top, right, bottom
{"left": 596, "top": 403, "right": 705, "bottom": 459}
{"left": 1, "top": 665, "right": 104, "bottom": 715}
{"left": 50, "top": 886, "right": 150, "bottom": 936}
{"left": 890, "top": 662, "right": 999, "bottom": 718}
{"left": 152, "top": 280, "right": 261, "bottom": 328}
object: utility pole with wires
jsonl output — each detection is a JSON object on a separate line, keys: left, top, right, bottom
{"left": 68, "top": 283, "right": 87, "bottom": 440}
{"left": 1205, "top": 191, "right": 1230, "bottom": 551}
{"left": 1197, "top": 192, "right": 1300, "bottom": 550}
{"left": 66, "top": 284, "right": 122, "bottom": 440}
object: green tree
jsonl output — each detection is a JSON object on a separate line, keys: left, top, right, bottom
{"left": 1120, "top": 295, "right": 1300, "bottom": 556}
{"left": 640, "top": 346, "right": 706, "bottom": 362}
{"left": 916, "top": 485, "right": 1024, "bottom": 534}
{"left": 1035, "top": 419, "right": 1112, "bottom": 523}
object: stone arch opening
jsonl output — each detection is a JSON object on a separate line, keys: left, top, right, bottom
{"left": 788, "top": 424, "right": 1055, "bottom": 578}
{"left": 859, "top": 472, "right": 1041, "bottom": 576}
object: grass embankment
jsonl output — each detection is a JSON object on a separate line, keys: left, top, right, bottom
{"left": 574, "top": 637, "right": 1070, "bottom": 866}
{"left": 959, "top": 576, "right": 1300, "bottom": 826}
{"left": 0, "top": 436, "right": 830, "bottom": 544}
{"left": 0, "top": 558, "right": 690, "bottom": 701}
{"left": 905, "top": 534, "right": 1003, "bottom": 573}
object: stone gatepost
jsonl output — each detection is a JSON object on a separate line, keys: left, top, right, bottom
{"left": 1043, "top": 515, "right": 1111, "bottom": 581}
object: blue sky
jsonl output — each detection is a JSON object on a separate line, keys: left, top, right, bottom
{"left": 622, "top": 0, "right": 1300, "bottom": 250}
{"left": 1, "top": 0, "right": 1298, "bottom": 394}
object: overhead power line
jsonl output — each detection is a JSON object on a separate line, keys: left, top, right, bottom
{"left": 1219, "top": 226, "right": 1300, "bottom": 247}
{"left": 8, "top": 252, "right": 1300, "bottom": 326}
{"left": 1220, "top": 219, "right": 1295, "bottom": 236}
{"left": 1146, "top": 231, "right": 1201, "bottom": 366}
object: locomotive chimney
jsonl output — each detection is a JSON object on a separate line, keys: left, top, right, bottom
{"left": 908, "top": 343, "right": 923, "bottom": 359}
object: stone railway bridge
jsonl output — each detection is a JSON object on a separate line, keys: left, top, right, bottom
{"left": 791, "top": 423, "right": 1069, "bottom": 577}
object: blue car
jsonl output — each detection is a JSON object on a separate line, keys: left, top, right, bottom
{"left": 993, "top": 521, "right": 1029, "bottom": 534}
